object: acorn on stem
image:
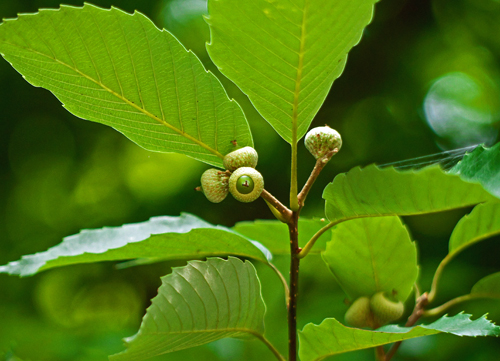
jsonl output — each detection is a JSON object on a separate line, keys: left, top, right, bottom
{"left": 344, "top": 296, "right": 374, "bottom": 329}
{"left": 304, "top": 126, "right": 342, "bottom": 160}
{"left": 223, "top": 146, "right": 258, "bottom": 171}
{"left": 199, "top": 168, "right": 230, "bottom": 203}
{"left": 229, "top": 167, "right": 264, "bottom": 203}
{"left": 370, "top": 291, "right": 405, "bottom": 326}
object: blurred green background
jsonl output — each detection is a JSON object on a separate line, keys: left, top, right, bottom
{"left": 0, "top": 0, "right": 499, "bottom": 360}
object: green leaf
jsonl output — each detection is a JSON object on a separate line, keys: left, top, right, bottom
{"left": 0, "top": 213, "right": 270, "bottom": 277}
{"left": 0, "top": 4, "right": 252, "bottom": 167}
{"left": 233, "top": 218, "right": 330, "bottom": 255}
{"left": 299, "top": 313, "right": 500, "bottom": 361}
{"left": 322, "top": 217, "right": 418, "bottom": 302}
{"left": 206, "top": 0, "right": 378, "bottom": 143}
{"left": 323, "top": 164, "right": 495, "bottom": 223}
{"left": 471, "top": 272, "right": 500, "bottom": 299}
{"left": 111, "top": 257, "right": 266, "bottom": 361}
{"left": 449, "top": 201, "right": 500, "bottom": 258}
{"left": 450, "top": 143, "right": 500, "bottom": 199}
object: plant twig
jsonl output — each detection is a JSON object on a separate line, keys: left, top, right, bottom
{"left": 297, "top": 220, "right": 337, "bottom": 259}
{"left": 267, "top": 261, "right": 290, "bottom": 306}
{"left": 261, "top": 189, "right": 293, "bottom": 223}
{"left": 255, "top": 334, "right": 287, "bottom": 361}
{"left": 385, "top": 292, "right": 429, "bottom": 361}
{"left": 288, "top": 211, "right": 300, "bottom": 361}
{"left": 298, "top": 148, "right": 339, "bottom": 208}
{"left": 423, "top": 293, "right": 487, "bottom": 318}
{"left": 375, "top": 346, "right": 386, "bottom": 361}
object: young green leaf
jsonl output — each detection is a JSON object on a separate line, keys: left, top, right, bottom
{"left": 206, "top": 0, "right": 378, "bottom": 143}
{"left": 471, "top": 272, "right": 500, "bottom": 299}
{"left": 111, "top": 257, "right": 267, "bottom": 361}
{"left": 449, "top": 201, "right": 500, "bottom": 258}
{"left": 298, "top": 313, "right": 500, "bottom": 361}
{"left": 323, "top": 165, "right": 496, "bottom": 223}
{"left": 322, "top": 216, "right": 418, "bottom": 302}
{"left": 450, "top": 143, "right": 500, "bottom": 199}
{"left": 0, "top": 213, "right": 270, "bottom": 277}
{"left": 233, "top": 218, "right": 331, "bottom": 255}
{"left": 0, "top": 4, "right": 252, "bottom": 167}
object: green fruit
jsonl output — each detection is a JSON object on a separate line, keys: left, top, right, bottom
{"left": 229, "top": 167, "right": 264, "bottom": 203}
{"left": 344, "top": 297, "right": 373, "bottom": 328}
{"left": 200, "top": 168, "right": 229, "bottom": 203}
{"left": 223, "top": 146, "right": 258, "bottom": 171}
{"left": 304, "top": 126, "right": 342, "bottom": 159}
{"left": 370, "top": 292, "right": 404, "bottom": 326}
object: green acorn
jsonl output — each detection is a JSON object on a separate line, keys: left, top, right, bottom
{"left": 370, "top": 291, "right": 404, "bottom": 326}
{"left": 304, "top": 126, "right": 342, "bottom": 159}
{"left": 223, "top": 146, "right": 258, "bottom": 171}
{"left": 199, "top": 168, "right": 229, "bottom": 203}
{"left": 229, "top": 167, "right": 264, "bottom": 203}
{"left": 344, "top": 297, "right": 374, "bottom": 328}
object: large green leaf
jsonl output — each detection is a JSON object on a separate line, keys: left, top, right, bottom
{"left": 111, "top": 257, "right": 266, "bottom": 361}
{"left": 323, "top": 164, "right": 495, "bottom": 223}
{"left": 233, "top": 218, "right": 331, "bottom": 255}
{"left": 0, "top": 213, "right": 270, "bottom": 277}
{"left": 206, "top": 0, "right": 378, "bottom": 143}
{"left": 449, "top": 201, "right": 500, "bottom": 257}
{"left": 451, "top": 143, "right": 500, "bottom": 199}
{"left": 0, "top": 4, "right": 252, "bottom": 167}
{"left": 298, "top": 313, "right": 500, "bottom": 361}
{"left": 471, "top": 272, "right": 500, "bottom": 299}
{"left": 322, "top": 217, "right": 418, "bottom": 302}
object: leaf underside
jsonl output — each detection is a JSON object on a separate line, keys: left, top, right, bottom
{"left": 322, "top": 216, "right": 418, "bottom": 302}
{"left": 0, "top": 4, "right": 253, "bottom": 167}
{"left": 299, "top": 314, "right": 500, "bottom": 361}
{"left": 0, "top": 213, "right": 269, "bottom": 277}
{"left": 323, "top": 165, "right": 496, "bottom": 223}
{"left": 207, "top": 0, "right": 378, "bottom": 143}
{"left": 111, "top": 257, "right": 266, "bottom": 361}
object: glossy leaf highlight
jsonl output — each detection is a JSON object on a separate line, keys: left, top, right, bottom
{"left": 0, "top": 213, "right": 270, "bottom": 277}
{"left": 451, "top": 143, "right": 500, "bottom": 199}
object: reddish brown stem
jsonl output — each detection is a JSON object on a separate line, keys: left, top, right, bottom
{"left": 287, "top": 211, "right": 300, "bottom": 361}
{"left": 298, "top": 148, "right": 338, "bottom": 208}
{"left": 385, "top": 292, "right": 429, "bottom": 361}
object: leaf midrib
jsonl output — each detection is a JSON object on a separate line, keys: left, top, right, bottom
{"left": 2, "top": 38, "right": 225, "bottom": 160}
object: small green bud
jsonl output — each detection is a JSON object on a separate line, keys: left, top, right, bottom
{"left": 200, "top": 168, "right": 229, "bottom": 203}
{"left": 370, "top": 291, "right": 404, "bottom": 326}
{"left": 223, "top": 146, "right": 258, "bottom": 171}
{"left": 229, "top": 167, "right": 264, "bottom": 203}
{"left": 344, "top": 297, "right": 374, "bottom": 328}
{"left": 304, "top": 126, "right": 342, "bottom": 159}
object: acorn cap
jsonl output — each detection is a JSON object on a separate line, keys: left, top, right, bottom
{"left": 223, "top": 146, "right": 258, "bottom": 171}
{"left": 200, "top": 168, "right": 229, "bottom": 203}
{"left": 344, "top": 296, "right": 374, "bottom": 328}
{"left": 304, "top": 126, "right": 342, "bottom": 159}
{"left": 370, "top": 291, "right": 404, "bottom": 326}
{"left": 229, "top": 167, "right": 264, "bottom": 203}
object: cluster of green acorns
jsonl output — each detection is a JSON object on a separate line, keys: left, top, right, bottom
{"left": 344, "top": 291, "right": 405, "bottom": 329}
{"left": 198, "top": 146, "right": 263, "bottom": 203}
{"left": 198, "top": 125, "right": 342, "bottom": 203}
